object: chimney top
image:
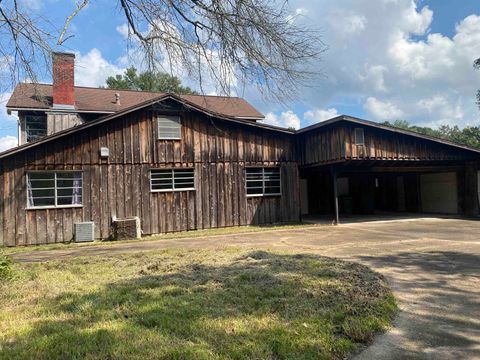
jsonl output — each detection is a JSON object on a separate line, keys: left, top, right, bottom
{"left": 115, "top": 93, "right": 121, "bottom": 105}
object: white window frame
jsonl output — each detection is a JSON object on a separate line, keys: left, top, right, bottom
{"left": 26, "top": 171, "right": 83, "bottom": 210}
{"left": 245, "top": 167, "right": 282, "bottom": 197}
{"left": 355, "top": 128, "right": 365, "bottom": 146}
{"left": 150, "top": 168, "right": 195, "bottom": 192}
{"left": 157, "top": 115, "right": 182, "bottom": 140}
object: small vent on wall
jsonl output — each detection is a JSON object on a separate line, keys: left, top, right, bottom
{"left": 75, "top": 222, "right": 95, "bottom": 242}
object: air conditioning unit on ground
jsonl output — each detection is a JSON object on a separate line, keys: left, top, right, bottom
{"left": 75, "top": 222, "right": 95, "bottom": 242}
{"left": 112, "top": 216, "right": 141, "bottom": 240}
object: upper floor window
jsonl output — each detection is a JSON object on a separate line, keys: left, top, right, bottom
{"left": 157, "top": 115, "right": 181, "bottom": 140}
{"left": 150, "top": 168, "right": 195, "bottom": 192}
{"left": 246, "top": 167, "right": 281, "bottom": 197}
{"left": 355, "top": 128, "right": 365, "bottom": 145}
{"left": 27, "top": 171, "right": 83, "bottom": 209}
{"left": 25, "top": 115, "right": 47, "bottom": 142}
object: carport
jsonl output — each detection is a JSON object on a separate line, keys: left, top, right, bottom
{"left": 296, "top": 116, "right": 480, "bottom": 224}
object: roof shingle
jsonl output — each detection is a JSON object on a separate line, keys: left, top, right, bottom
{"left": 6, "top": 83, "right": 264, "bottom": 119}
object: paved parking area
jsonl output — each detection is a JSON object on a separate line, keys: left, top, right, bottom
{"left": 12, "top": 218, "right": 480, "bottom": 359}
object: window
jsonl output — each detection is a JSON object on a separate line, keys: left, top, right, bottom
{"left": 355, "top": 128, "right": 365, "bottom": 145}
{"left": 25, "top": 115, "right": 47, "bottom": 142}
{"left": 246, "top": 167, "right": 281, "bottom": 197}
{"left": 150, "top": 168, "right": 195, "bottom": 192}
{"left": 157, "top": 115, "right": 181, "bottom": 139}
{"left": 27, "top": 171, "right": 82, "bottom": 209}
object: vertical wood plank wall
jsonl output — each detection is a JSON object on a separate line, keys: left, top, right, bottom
{"left": 1, "top": 109, "right": 300, "bottom": 246}
{"left": 298, "top": 122, "right": 476, "bottom": 166}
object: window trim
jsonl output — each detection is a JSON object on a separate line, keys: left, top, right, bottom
{"left": 157, "top": 115, "right": 182, "bottom": 140}
{"left": 26, "top": 170, "right": 83, "bottom": 210}
{"left": 354, "top": 127, "right": 365, "bottom": 146}
{"left": 245, "top": 166, "right": 282, "bottom": 198}
{"left": 150, "top": 168, "right": 195, "bottom": 193}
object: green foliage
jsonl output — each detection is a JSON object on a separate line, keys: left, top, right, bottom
{"left": 105, "top": 66, "right": 197, "bottom": 95}
{"left": 0, "top": 254, "right": 13, "bottom": 280}
{"left": 383, "top": 120, "right": 480, "bottom": 149}
{"left": 475, "top": 58, "right": 480, "bottom": 109}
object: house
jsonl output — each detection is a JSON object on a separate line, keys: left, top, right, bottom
{"left": 1, "top": 52, "right": 479, "bottom": 247}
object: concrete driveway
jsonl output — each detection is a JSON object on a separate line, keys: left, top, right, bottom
{"left": 11, "top": 218, "right": 480, "bottom": 359}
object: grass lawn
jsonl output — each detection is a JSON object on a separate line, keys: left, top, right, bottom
{"left": 1, "top": 224, "right": 315, "bottom": 255}
{"left": 0, "top": 248, "right": 396, "bottom": 359}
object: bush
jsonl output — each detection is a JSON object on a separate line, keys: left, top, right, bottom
{"left": 0, "top": 254, "right": 13, "bottom": 280}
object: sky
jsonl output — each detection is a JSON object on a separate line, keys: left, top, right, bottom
{"left": 0, "top": 0, "right": 479, "bottom": 150}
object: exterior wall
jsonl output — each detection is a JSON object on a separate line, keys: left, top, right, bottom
{"left": 19, "top": 111, "right": 84, "bottom": 145}
{"left": 1, "top": 108, "right": 300, "bottom": 246}
{"left": 298, "top": 122, "right": 476, "bottom": 166}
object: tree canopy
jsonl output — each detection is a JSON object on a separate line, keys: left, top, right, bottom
{"left": 105, "top": 66, "right": 197, "bottom": 94}
{"left": 0, "top": 0, "right": 322, "bottom": 99}
{"left": 383, "top": 120, "right": 480, "bottom": 149}
{"left": 475, "top": 58, "right": 480, "bottom": 109}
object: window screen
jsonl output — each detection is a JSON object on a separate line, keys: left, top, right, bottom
{"left": 157, "top": 116, "right": 181, "bottom": 139}
{"left": 27, "top": 172, "right": 83, "bottom": 208}
{"left": 355, "top": 128, "right": 365, "bottom": 145}
{"left": 245, "top": 167, "right": 281, "bottom": 197}
{"left": 150, "top": 168, "right": 195, "bottom": 192}
{"left": 25, "top": 115, "right": 47, "bottom": 142}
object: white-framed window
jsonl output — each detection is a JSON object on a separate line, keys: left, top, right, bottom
{"left": 245, "top": 167, "right": 281, "bottom": 197}
{"left": 355, "top": 128, "right": 365, "bottom": 145}
{"left": 25, "top": 115, "right": 47, "bottom": 142}
{"left": 150, "top": 168, "right": 195, "bottom": 192}
{"left": 27, "top": 171, "right": 83, "bottom": 209}
{"left": 157, "top": 115, "right": 181, "bottom": 140}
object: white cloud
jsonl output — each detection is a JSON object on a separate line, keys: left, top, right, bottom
{"left": 116, "top": 23, "right": 130, "bottom": 39}
{"left": 75, "top": 48, "right": 124, "bottom": 87}
{"left": 264, "top": 111, "right": 301, "bottom": 129}
{"left": 364, "top": 97, "right": 404, "bottom": 120}
{"left": 304, "top": 108, "right": 339, "bottom": 123}
{"left": 0, "top": 136, "right": 18, "bottom": 152}
{"left": 285, "top": 0, "right": 480, "bottom": 128}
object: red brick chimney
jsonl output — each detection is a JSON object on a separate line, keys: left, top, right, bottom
{"left": 52, "top": 52, "right": 75, "bottom": 109}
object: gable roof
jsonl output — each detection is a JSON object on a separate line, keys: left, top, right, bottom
{"left": 6, "top": 83, "right": 265, "bottom": 120}
{"left": 297, "top": 115, "right": 480, "bottom": 155}
{"left": 0, "top": 94, "right": 293, "bottom": 160}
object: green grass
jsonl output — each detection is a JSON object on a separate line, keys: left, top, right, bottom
{"left": 0, "top": 248, "right": 396, "bottom": 360}
{"left": 1, "top": 223, "right": 315, "bottom": 255}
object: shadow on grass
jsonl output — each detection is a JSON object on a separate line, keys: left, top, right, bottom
{"left": 1, "top": 251, "right": 396, "bottom": 360}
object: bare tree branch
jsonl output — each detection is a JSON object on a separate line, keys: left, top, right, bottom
{"left": 57, "top": 0, "right": 89, "bottom": 45}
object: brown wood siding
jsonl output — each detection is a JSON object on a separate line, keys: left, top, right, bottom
{"left": 299, "top": 123, "right": 476, "bottom": 166}
{"left": 0, "top": 109, "right": 299, "bottom": 246}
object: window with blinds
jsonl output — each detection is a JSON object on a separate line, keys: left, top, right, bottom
{"left": 245, "top": 167, "right": 281, "bottom": 197}
{"left": 27, "top": 171, "right": 83, "bottom": 209}
{"left": 150, "top": 168, "right": 195, "bottom": 192}
{"left": 157, "top": 115, "right": 181, "bottom": 140}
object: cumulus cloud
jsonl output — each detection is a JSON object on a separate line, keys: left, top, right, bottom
{"left": 264, "top": 111, "right": 301, "bottom": 129}
{"left": 0, "top": 136, "right": 18, "bottom": 152}
{"left": 364, "top": 97, "right": 404, "bottom": 120}
{"left": 75, "top": 48, "right": 124, "bottom": 87}
{"left": 304, "top": 108, "right": 339, "bottom": 123}
{"left": 286, "top": 0, "right": 480, "bottom": 127}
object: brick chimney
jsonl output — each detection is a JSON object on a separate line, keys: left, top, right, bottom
{"left": 52, "top": 52, "right": 75, "bottom": 109}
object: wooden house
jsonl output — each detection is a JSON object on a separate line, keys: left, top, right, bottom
{"left": 1, "top": 53, "right": 479, "bottom": 246}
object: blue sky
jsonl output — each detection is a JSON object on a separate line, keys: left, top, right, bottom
{"left": 1, "top": 0, "right": 479, "bottom": 150}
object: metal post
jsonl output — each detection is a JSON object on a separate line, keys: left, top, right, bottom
{"left": 332, "top": 169, "right": 339, "bottom": 225}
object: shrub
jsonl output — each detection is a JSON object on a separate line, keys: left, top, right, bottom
{"left": 0, "top": 254, "right": 13, "bottom": 281}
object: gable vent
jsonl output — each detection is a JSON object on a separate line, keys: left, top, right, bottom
{"left": 75, "top": 222, "right": 95, "bottom": 242}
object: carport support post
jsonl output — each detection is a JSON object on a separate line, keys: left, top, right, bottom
{"left": 332, "top": 169, "right": 340, "bottom": 225}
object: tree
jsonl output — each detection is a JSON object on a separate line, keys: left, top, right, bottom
{"left": 475, "top": 58, "right": 480, "bottom": 108}
{"left": 0, "top": 0, "right": 323, "bottom": 100}
{"left": 105, "top": 66, "right": 197, "bottom": 94}
{"left": 383, "top": 120, "right": 480, "bottom": 149}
